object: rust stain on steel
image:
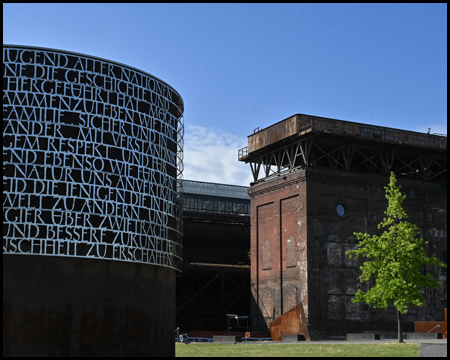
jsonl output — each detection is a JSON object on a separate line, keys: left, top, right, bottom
{"left": 79, "top": 312, "right": 104, "bottom": 345}
{"left": 247, "top": 114, "right": 447, "bottom": 154}
{"left": 18, "top": 308, "right": 46, "bottom": 343}
{"left": 306, "top": 116, "right": 446, "bottom": 149}
{"left": 269, "top": 302, "right": 310, "bottom": 341}
{"left": 248, "top": 115, "right": 299, "bottom": 153}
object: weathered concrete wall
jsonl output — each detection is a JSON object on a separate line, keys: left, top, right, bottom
{"left": 3, "top": 255, "right": 175, "bottom": 357}
{"left": 249, "top": 167, "right": 447, "bottom": 339}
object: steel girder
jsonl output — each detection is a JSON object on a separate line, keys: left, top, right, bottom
{"left": 247, "top": 136, "right": 447, "bottom": 183}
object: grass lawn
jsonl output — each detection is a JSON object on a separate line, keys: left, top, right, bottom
{"left": 175, "top": 342, "right": 420, "bottom": 357}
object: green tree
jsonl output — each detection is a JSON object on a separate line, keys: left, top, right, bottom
{"left": 346, "top": 172, "right": 446, "bottom": 343}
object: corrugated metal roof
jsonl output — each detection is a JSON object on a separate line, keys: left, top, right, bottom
{"left": 178, "top": 180, "right": 250, "bottom": 200}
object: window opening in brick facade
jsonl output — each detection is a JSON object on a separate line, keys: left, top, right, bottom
{"left": 336, "top": 204, "right": 347, "bottom": 217}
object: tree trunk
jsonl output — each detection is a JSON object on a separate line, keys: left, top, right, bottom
{"left": 397, "top": 309, "right": 403, "bottom": 343}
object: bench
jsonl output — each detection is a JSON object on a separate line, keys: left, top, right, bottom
{"left": 346, "top": 333, "right": 380, "bottom": 341}
{"left": 282, "top": 334, "right": 306, "bottom": 342}
{"left": 212, "top": 335, "right": 242, "bottom": 343}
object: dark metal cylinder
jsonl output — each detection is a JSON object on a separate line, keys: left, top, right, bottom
{"left": 3, "top": 45, "right": 184, "bottom": 356}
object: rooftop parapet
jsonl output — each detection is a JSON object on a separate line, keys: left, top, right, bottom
{"left": 239, "top": 114, "right": 447, "bottom": 161}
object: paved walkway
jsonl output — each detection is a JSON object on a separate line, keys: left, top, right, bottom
{"left": 418, "top": 343, "right": 447, "bottom": 357}
{"left": 236, "top": 339, "right": 446, "bottom": 344}
{"left": 234, "top": 338, "right": 447, "bottom": 357}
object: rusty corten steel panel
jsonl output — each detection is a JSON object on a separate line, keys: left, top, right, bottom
{"left": 414, "top": 322, "right": 447, "bottom": 338}
{"left": 414, "top": 308, "right": 447, "bottom": 338}
{"left": 3, "top": 255, "right": 176, "bottom": 357}
{"left": 248, "top": 115, "right": 299, "bottom": 153}
{"left": 269, "top": 302, "right": 310, "bottom": 341}
{"left": 306, "top": 116, "right": 447, "bottom": 149}
{"left": 246, "top": 114, "right": 447, "bottom": 155}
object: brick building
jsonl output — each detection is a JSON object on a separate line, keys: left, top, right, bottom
{"left": 239, "top": 114, "right": 447, "bottom": 339}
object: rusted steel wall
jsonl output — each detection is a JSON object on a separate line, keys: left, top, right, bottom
{"left": 306, "top": 116, "right": 447, "bottom": 149}
{"left": 246, "top": 114, "right": 447, "bottom": 155}
{"left": 269, "top": 302, "right": 310, "bottom": 341}
{"left": 414, "top": 308, "right": 447, "bottom": 338}
{"left": 414, "top": 322, "right": 447, "bottom": 338}
{"left": 3, "top": 255, "right": 175, "bottom": 357}
{"left": 249, "top": 166, "right": 447, "bottom": 339}
{"left": 248, "top": 115, "right": 299, "bottom": 153}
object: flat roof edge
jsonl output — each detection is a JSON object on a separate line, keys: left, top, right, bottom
{"left": 249, "top": 113, "right": 446, "bottom": 138}
{"left": 246, "top": 114, "right": 447, "bottom": 153}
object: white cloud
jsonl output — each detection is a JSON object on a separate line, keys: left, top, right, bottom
{"left": 182, "top": 124, "right": 253, "bottom": 186}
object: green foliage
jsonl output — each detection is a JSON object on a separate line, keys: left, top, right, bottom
{"left": 346, "top": 172, "right": 446, "bottom": 314}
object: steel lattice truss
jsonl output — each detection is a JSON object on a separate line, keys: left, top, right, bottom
{"left": 175, "top": 115, "right": 185, "bottom": 267}
{"left": 247, "top": 134, "right": 447, "bottom": 183}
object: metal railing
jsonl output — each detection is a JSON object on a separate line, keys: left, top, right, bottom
{"left": 175, "top": 336, "right": 272, "bottom": 342}
{"left": 175, "top": 336, "right": 212, "bottom": 343}
{"left": 243, "top": 337, "right": 272, "bottom": 341}
{"left": 427, "top": 324, "right": 440, "bottom": 333}
{"left": 238, "top": 146, "right": 248, "bottom": 160}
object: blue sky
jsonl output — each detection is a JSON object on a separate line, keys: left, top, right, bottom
{"left": 3, "top": 3, "right": 447, "bottom": 186}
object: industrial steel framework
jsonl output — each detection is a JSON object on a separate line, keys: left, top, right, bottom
{"left": 175, "top": 115, "right": 184, "bottom": 268}
{"left": 176, "top": 264, "right": 251, "bottom": 331}
{"left": 239, "top": 114, "right": 447, "bottom": 339}
{"left": 239, "top": 115, "right": 447, "bottom": 183}
{"left": 176, "top": 180, "right": 251, "bottom": 332}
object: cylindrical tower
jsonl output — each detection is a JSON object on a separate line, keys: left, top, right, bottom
{"left": 3, "top": 45, "right": 184, "bottom": 356}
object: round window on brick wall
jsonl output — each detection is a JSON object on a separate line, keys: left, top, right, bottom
{"left": 336, "top": 204, "right": 347, "bottom": 217}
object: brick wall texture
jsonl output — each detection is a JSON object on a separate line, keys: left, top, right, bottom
{"left": 249, "top": 167, "right": 447, "bottom": 339}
